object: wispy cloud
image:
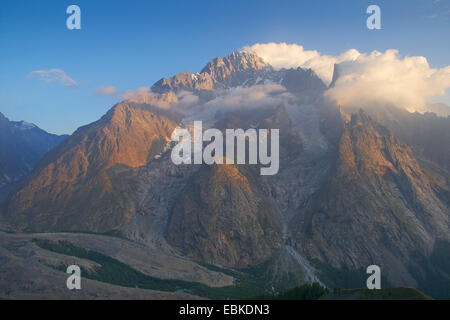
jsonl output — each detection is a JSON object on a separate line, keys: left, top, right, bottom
{"left": 27, "top": 69, "right": 78, "bottom": 87}
{"left": 119, "top": 87, "right": 179, "bottom": 109}
{"left": 94, "top": 85, "right": 117, "bottom": 96}
{"left": 426, "top": 0, "right": 450, "bottom": 19}
{"left": 425, "top": 9, "right": 450, "bottom": 19}
{"left": 204, "top": 84, "right": 293, "bottom": 111}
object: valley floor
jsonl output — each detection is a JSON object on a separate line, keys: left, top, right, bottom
{"left": 0, "top": 231, "right": 234, "bottom": 299}
{"left": 0, "top": 231, "right": 440, "bottom": 300}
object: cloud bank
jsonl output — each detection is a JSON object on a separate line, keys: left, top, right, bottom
{"left": 204, "top": 84, "right": 293, "bottom": 110}
{"left": 325, "top": 50, "right": 450, "bottom": 112}
{"left": 244, "top": 42, "right": 450, "bottom": 112}
{"left": 27, "top": 69, "right": 78, "bottom": 87}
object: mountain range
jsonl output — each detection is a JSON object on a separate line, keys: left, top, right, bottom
{"left": 0, "top": 51, "right": 448, "bottom": 299}
{"left": 0, "top": 113, "right": 67, "bottom": 203}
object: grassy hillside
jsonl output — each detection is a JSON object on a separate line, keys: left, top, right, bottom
{"left": 33, "top": 239, "right": 436, "bottom": 300}
{"left": 32, "top": 238, "right": 270, "bottom": 299}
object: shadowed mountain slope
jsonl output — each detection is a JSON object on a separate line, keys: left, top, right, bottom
{"left": 290, "top": 110, "right": 449, "bottom": 295}
{"left": 0, "top": 112, "right": 67, "bottom": 201}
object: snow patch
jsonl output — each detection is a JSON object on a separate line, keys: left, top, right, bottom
{"left": 14, "top": 121, "right": 37, "bottom": 130}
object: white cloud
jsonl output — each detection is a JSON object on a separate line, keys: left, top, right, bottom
{"left": 176, "top": 90, "right": 200, "bottom": 107}
{"left": 204, "top": 84, "right": 294, "bottom": 110}
{"left": 244, "top": 42, "right": 450, "bottom": 112}
{"left": 27, "top": 69, "right": 78, "bottom": 87}
{"left": 325, "top": 49, "right": 450, "bottom": 112}
{"left": 119, "top": 87, "right": 153, "bottom": 101}
{"left": 94, "top": 86, "right": 117, "bottom": 96}
{"left": 176, "top": 84, "right": 295, "bottom": 125}
{"left": 243, "top": 42, "right": 360, "bottom": 85}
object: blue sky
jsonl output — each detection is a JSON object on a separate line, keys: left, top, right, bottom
{"left": 0, "top": 0, "right": 449, "bottom": 134}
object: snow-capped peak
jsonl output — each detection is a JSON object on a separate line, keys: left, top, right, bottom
{"left": 14, "top": 121, "right": 37, "bottom": 130}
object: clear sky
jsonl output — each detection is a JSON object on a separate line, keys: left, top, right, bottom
{"left": 0, "top": 0, "right": 449, "bottom": 134}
